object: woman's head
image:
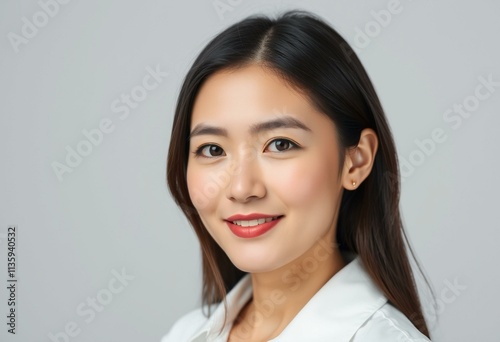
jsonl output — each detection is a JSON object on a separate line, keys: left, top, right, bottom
{"left": 186, "top": 63, "right": 378, "bottom": 274}
{"left": 167, "top": 9, "right": 431, "bottom": 338}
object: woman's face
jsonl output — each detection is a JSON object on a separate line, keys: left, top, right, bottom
{"left": 186, "top": 64, "right": 345, "bottom": 273}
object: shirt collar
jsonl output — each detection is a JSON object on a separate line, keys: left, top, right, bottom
{"left": 190, "top": 254, "right": 388, "bottom": 341}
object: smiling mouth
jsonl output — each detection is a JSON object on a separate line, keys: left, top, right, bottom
{"left": 230, "top": 215, "right": 284, "bottom": 227}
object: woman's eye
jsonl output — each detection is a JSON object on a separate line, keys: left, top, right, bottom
{"left": 194, "top": 145, "right": 225, "bottom": 158}
{"left": 265, "top": 138, "right": 298, "bottom": 153}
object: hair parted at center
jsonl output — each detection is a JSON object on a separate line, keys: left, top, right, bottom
{"left": 166, "top": 9, "right": 434, "bottom": 339}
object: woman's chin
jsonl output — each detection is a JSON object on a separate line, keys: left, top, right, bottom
{"left": 228, "top": 253, "right": 282, "bottom": 274}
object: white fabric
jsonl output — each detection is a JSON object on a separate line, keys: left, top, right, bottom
{"left": 161, "top": 255, "right": 431, "bottom": 341}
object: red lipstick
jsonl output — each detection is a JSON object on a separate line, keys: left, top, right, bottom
{"left": 224, "top": 213, "right": 284, "bottom": 238}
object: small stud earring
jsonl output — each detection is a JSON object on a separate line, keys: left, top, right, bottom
{"left": 352, "top": 181, "right": 357, "bottom": 187}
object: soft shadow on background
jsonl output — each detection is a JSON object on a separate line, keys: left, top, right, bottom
{"left": 0, "top": 0, "right": 498, "bottom": 341}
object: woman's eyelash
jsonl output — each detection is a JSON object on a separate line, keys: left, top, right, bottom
{"left": 192, "top": 138, "right": 300, "bottom": 158}
{"left": 192, "top": 144, "right": 224, "bottom": 158}
{"left": 266, "top": 139, "right": 300, "bottom": 153}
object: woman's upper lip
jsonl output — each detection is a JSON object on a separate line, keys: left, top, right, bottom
{"left": 225, "top": 213, "right": 283, "bottom": 221}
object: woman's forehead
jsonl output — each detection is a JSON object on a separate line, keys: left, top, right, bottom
{"left": 190, "top": 65, "right": 319, "bottom": 129}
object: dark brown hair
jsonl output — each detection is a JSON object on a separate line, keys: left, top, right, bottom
{"left": 167, "top": 10, "right": 434, "bottom": 339}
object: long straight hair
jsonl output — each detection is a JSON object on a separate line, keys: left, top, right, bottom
{"left": 167, "top": 10, "right": 433, "bottom": 338}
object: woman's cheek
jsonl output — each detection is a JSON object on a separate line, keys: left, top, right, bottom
{"left": 187, "top": 168, "right": 214, "bottom": 213}
{"left": 267, "top": 159, "right": 326, "bottom": 205}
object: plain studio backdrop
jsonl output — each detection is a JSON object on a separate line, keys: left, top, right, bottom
{"left": 0, "top": 0, "right": 498, "bottom": 341}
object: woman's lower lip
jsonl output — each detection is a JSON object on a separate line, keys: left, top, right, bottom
{"left": 226, "top": 217, "right": 282, "bottom": 238}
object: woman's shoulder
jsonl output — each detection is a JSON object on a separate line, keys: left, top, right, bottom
{"left": 160, "top": 307, "right": 210, "bottom": 342}
{"left": 352, "top": 302, "right": 432, "bottom": 341}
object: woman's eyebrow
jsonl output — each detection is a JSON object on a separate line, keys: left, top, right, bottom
{"left": 188, "top": 115, "right": 312, "bottom": 140}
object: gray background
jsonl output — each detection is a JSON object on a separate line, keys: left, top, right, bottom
{"left": 1, "top": 0, "right": 498, "bottom": 341}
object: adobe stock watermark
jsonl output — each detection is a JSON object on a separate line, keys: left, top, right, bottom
{"left": 341, "top": 0, "right": 414, "bottom": 62}
{"left": 51, "top": 64, "right": 169, "bottom": 182}
{"left": 409, "top": 276, "right": 467, "bottom": 334}
{"left": 189, "top": 150, "right": 249, "bottom": 210}
{"left": 212, "top": 0, "right": 244, "bottom": 20}
{"left": 7, "top": 0, "right": 73, "bottom": 54}
{"left": 47, "top": 267, "right": 135, "bottom": 342}
{"left": 385, "top": 74, "right": 499, "bottom": 189}
{"left": 232, "top": 238, "right": 340, "bottom": 339}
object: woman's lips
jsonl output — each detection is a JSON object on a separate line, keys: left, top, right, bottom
{"left": 226, "top": 216, "right": 283, "bottom": 238}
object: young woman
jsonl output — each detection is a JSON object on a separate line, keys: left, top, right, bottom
{"left": 163, "top": 10, "right": 434, "bottom": 342}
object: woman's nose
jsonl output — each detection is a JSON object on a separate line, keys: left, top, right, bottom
{"left": 225, "top": 151, "right": 266, "bottom": 203}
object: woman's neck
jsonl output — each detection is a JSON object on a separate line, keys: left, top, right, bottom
{"left": 229, "top": 232, "right": 347, "bottom": 341}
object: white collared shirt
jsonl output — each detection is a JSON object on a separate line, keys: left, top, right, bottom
{"left": 161, "top": 256, "right": 432, "bottom": 341}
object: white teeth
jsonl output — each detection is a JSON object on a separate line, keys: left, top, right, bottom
{"left": 243, "top": 220, "right": 256, "bottom": 227}
{"left": 232, "top": 216, "right": 280, "bottom": 227}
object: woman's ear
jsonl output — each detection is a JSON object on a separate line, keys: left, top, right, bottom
{"left": 342, "top": 128, "right": 378, "bottom": 190}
